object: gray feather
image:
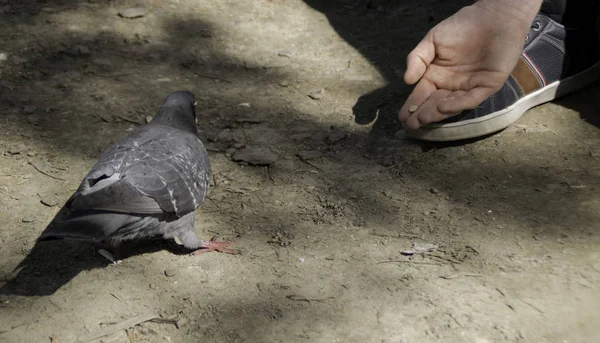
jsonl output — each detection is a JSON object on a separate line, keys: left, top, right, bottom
{"left": 39, "top": 91, "right": 210, "bottom": 246}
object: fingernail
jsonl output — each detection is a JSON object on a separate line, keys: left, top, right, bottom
{"left": 408, "top": 105, "right": 418, "bottom": 113}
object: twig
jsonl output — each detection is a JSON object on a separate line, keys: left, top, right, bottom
{"left": 426, "top": 254, "right": 462, "bottom": 264}
{"left": 78, "top": 313, "right": 158, "bottom": 342}
{"left": 149, "top": 317, "right": 178, "bottom": 325}
{"left": 114, "top": 114, "right": 143, "bottom": 125}
{"left": 389, "top": 149, "right": 436, "bottom": 170}
{"left": 267, "top": 166, "right": 276, "bottom": 183}
{"left": 516, "top": 297, "right": 545, "bottom": 315}
{"left": 0, "top": 322, "right": 26, "bottom": 334}
{"left": 286, "top": 294, "right": 336, "bottom": 303}
{"left": 196, "top": 74, "right": 233, "bottom": 83}
{"left": 300, "top": 159, "right": 323, "bottom": 171}
{"left": 92, "top": 72, "right": 139, "bottom": 78}
{"left": 439, "top": 272, "right": 483, "bottom": 280}
{"left": 110, "top": 292, "right": 126, "bottom": 304}
{"left": 370, "top": 232, "right": 421, "bottom": 239}
{"left": 377, "top": 260, "right": 441, "bottom": 266}
{"left": 28, "top": 161, "right": 66, "bottom": 181}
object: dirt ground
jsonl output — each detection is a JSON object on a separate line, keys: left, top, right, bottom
{"left": 1, "top": 0, "right": 599, "bottom": 342}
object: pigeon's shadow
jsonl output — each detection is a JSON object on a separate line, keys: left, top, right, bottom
{"left": 0, "top": 206, "right": 192, "bottom": 296}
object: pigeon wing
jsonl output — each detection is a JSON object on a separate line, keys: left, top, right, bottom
{"left": 68, "top": 125, "right": 211, "bottom": 217}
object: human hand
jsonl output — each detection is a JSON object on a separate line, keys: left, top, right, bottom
{"left": 399, "top": 0, "right": 542, "bottom": 129}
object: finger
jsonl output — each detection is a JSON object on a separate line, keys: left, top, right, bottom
{"left": 399, "top": 78, "right": 438, "bottom": 122}
{"left": 404, "top": 32, "right": 436, "bottom": 85}
{"left": 437, "top": 86, "right": 496, "bottom": 113}
{"left": 405, "top": 89, "right": 453, "bottom": 129}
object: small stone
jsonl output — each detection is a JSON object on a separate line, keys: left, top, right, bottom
{"left": 164, "top": 268, "right": 177, "bottom": 277}
{"left": 224, "top": 148, "right": 236, "bottom": 158}
{"left": 92, "top": 58, "right": 112, "bottom": 67}
{"left": 297, "top": 150, "right": 323, "bottom": 161}
{"left": 22, "top": 217, "right": 35, "bottom": 223}
{"left": 327, "top": 130, "right": 347, "bottom": 144}
{"left": 279, "top": 80, "right": 289, "bottom": 87}
{"left": 118, "top": 7, "right": 149, "bottom": 18}
{"left": 145, "top": 116, "right": 152, "bottom": 124}
{"left": 408, "top": 105, "right": 418, "bottom": 113}
{"left": 394, "top": 130, "right": 407, "bottom": 140}
{"left": 22, "top": 105, "right": 37, "bottom": 114}
{"left": 175, "top": 317, "right": 188, "bottom": 329}
{"left": 8, "top": 144, "right": 26, "bottom": 155}
{"left": 40, "top": 196, "right": 59, "bottom": 207}
{"left": 27, "top": 115, "right": 42, "bottom": 125}
{"left": 237, "top": 102, "right": 251, "bottom": 107}
{"left": 308, "top": 88, "right": 325, "bottom": 100}
{"left": 233, "top": 146, "right": 278, "bottom": 165}
{"left": 73, "top": 45, "right": 90, "bottom": 56}
{"left": 429, "top": 188, "right": 439, "bottom": 194}
{"left": 235, "top": 117, "right": 261, "bottom": 124}
{"left": 277, "top": 50, "right": 292, "bottom": 58}
{"left": 0, "top": 52, "right": 7, "bottom": 62}
{"left": 216, "top": 129, "right": 246, "bottom": 146}
{"left": 27, "top": 151, "right": 37, "bottom": 157}
{"left": 325, "top": 255, "right": 335, "bottom": 261}
{"left": 380, "top": 156, "right": 394, "bottom": 167}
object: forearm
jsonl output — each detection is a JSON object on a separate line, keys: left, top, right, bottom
{"left": 474, "top": 0, "right": 543, "bottom": 31}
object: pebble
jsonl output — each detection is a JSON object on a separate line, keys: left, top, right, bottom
{"left": 8, "top": 144, "right": 26, "bottom": 155}
{"left": 327, "top": 130, "right": 347, "bottom": 144}
{"left": 308, "top": 88, "right": 325, "bottom": 100}
{"left": 429, "top": 187, "right": 439, "bottom": 194}
{"left": 175, "top": 318, "right": 188, "bottom": 329}
{"left": 279, "top": 80, "right": 289, "bottom": 87}
{"left": 297, "top": 150, "right": 323, "bottom": 161}
{"left": 164, "top": 268, "right": 177, "bottom": 277}
{"left": 22, "top": 217, "right": 35, "bottom": 223}
{"left": 233, "top": 146, "right": 278, "bottom": 165}
{"left": 216, "top": 129, "right": 246, "bottom": 146}
{"left": 27, "top": 115, "right": 42, "bottom": 125}
{"left": 39, "top": 194, "right": 59, "bottom": 207}
{"left": 224, "top": 148, "right": 236, "bottom": 158}
{"left": 0, "top": 52, "right": 7, "bottom": 62}
{"left": 118, "top": 7, "right": 149, "bottom": 19}
{"left": 73, "top": 45, "right": 90, "bottom": 56}
{"left": 22, "top": 105, "right": 37, "bottom": 114}
{"left": 277, "top": 50, "right": 292, "bottom": 58}
{"left": 145, "top": 116, "right": 152, "bottom": 124}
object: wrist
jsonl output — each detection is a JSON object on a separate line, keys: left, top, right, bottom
{"left": 474, "top": 0, "right": 543, "bottom": 30}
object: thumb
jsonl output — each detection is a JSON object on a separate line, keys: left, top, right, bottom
{"left": 404, "top": 32, "right": 436, "bottom": 85}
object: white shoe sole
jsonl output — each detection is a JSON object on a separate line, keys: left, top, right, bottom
{"left": 405, "top": 60, "right": 600, "bottom": 142}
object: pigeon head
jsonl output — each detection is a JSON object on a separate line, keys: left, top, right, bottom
{"left": 152, "top": 91, "right": 198, "bottom": 134}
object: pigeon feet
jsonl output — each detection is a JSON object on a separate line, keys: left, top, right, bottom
{"left": 191, "top": 236, "right": 240, "bottom": 255}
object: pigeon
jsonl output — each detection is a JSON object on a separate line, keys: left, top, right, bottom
{"left": 39, "top": 90, "right": 238, "bottom": 258}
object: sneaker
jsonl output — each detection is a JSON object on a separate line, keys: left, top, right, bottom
{"left": 406, "top": 13, "right": 600, "bottom": 142}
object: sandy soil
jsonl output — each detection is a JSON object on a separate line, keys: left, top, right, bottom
{"left": 1, "top": 0, "right": 599, "bottom": 342}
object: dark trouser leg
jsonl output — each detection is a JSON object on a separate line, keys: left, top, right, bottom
{"left": 541, "top": 0, "right": 599, "bottom": 28}
{"left": 541, "top": 0, "right": 600, "bottom": 76}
